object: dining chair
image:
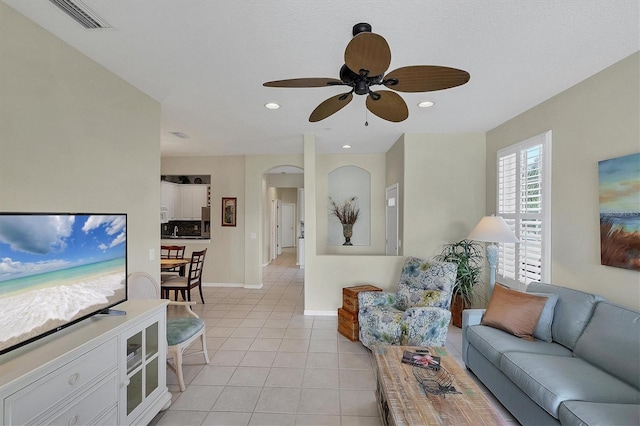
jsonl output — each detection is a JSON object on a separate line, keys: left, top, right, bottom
{"left": 160, "top": 245, "right": 186, "bottom": 280}
{"left": 161, "top": 248, "right": 207, "bottom": 304}
{"left": 127, "top": 272, "right": 209, "bottom": 392}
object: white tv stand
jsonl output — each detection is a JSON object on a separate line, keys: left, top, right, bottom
{"left": 0, "top": 299, "right": 171, "bottom": 425}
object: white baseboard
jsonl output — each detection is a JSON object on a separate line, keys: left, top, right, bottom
{"left": 303, "top": 310, "right": 337, "bottom": 316}
{"left": 202, "top": 282, "right": 264, "bottom": 289}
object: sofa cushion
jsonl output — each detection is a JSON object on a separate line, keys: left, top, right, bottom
{"left": 481, "top": 284, "right": 547, "bottom": 340}
{"left": 500, "top": 352, "right": 640, "bottom": 418}
{"left": 394, "top": 258, "right": 456, "bottom": 310}
{"left": 573, "top": 301, "right": 640, "bottom": 390}
{"left": 466, "top": 324, "right": 572, "bottom": 369}
{"left": 527, "top": 292, "right": 558, "bottom": 342}
{"left": 559, "top": 401, "right": 640, "bottom": 426}
{"left": 526, "top": 282, "right": 604, "bottom": 349}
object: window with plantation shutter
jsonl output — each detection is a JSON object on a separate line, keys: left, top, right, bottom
{"left": 497, "top": 131, "right": 551, "bottom": 287}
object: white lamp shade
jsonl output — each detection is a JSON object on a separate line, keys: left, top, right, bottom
{"left": 468, "top": 216, "right": 519, "bottom": 244}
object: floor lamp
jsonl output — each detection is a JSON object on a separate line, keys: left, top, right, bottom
{"left": 468, "top": 215, "right": 519, "bottom": 296}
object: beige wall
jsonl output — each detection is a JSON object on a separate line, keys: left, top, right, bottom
{"left": 161, "top": 155, "right": 246, "bottom": 284}
{"left": 1, "top": 4, "right": 161, "bottom": 282}
{"left": 486, "top": 52, "right": 640, "bottom": 309}
{"left": 403, "top": 134, "right": 487, "bottom": 258}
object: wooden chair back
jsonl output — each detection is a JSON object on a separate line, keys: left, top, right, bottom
{"left": 186, "top": 249, "right": 207, "bottom": 288}
{"left": 161, "top": 245, "right": 186, "bottom": 273}
{"left": 161, "top": 245, "right": 186, "bottom": 259}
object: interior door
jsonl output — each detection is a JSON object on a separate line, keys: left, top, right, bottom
{"left": 281, "top": 203, "right": 295, "bottom": 248}
{"left": 277, "top": 199, "right": 282, "bottom": 255}
{"left": 270, "top": 200, "right": 277, "bottom": 261}
{"left": 386, "top": 184, "right": 399, "bottom": 256}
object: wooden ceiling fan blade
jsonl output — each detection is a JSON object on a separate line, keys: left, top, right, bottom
{"left": 263, "top": 78, "right": 343, "bottom": 88}
{"left": 365, "top": 90, "right": 408, "bottom": 122}
{"left": 344, "top": 33, "right": 391, "bottom": 77}
{"left": 309, "top": 92, "right": 353, "bottom": 122}
{"left": 384, "top": 66, "right": 470, "bottom": 93}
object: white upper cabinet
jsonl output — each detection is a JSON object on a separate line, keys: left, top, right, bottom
{"left": 181, "top": 185, "right": 208, "bottom": 220}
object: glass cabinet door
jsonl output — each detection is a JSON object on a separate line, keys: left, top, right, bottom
{"left": 145, "top": 322, "right": 159, "bottom": 397}
{"left": 125, "top": 321, "right": 161, "bottom": 416}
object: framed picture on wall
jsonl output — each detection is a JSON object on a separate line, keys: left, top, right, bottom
{"left": 222, "top": 197, "right": 237, "bottom": 227}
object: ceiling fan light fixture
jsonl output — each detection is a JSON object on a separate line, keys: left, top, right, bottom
{"left": 264, "top": 102, "right": 280, "bottom": 110}
{"left": 342, "top": 144, "right": 352, "bottom": 149}
{"left": 418, "top": 101, "right": 435, "bottom": 108}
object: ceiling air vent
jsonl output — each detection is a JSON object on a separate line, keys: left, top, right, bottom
{"left": 49, "top": 0, "right": 112, "bottom": 29}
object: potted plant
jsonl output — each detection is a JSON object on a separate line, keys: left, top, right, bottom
{"left": 435, "top": 239, "right": 484, "bottom": 327}
{"left": 329, "top": 196, "right": 360, "bottom": 245}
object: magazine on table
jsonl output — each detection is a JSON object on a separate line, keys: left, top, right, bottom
{"left": 401, "top": 349, "right": 441, "bottom": 370}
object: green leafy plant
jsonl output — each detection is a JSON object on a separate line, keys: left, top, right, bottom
{"left": 435, "top": 239, "right": 484, "bottom": 307}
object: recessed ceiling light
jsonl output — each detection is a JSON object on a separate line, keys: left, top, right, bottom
{"left": 418, "top": 101, "right": 435, "bottom": 108}
{"left": 342, "top": 144, "right": 352, "bottom": 149}
{"left": 265, "top": 102, "right": 280, "bottom": 110}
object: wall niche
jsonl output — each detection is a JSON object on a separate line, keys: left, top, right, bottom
{"left": 327, "top": 166, "right": 370, "bottom": 246}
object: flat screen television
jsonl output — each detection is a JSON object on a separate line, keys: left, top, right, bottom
{"left": 0, "top": 213, "right": 127, "bottom": 355}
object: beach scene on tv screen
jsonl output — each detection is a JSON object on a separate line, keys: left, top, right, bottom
{"left": 0, "top": 214, "right": 126, "bottom": 352}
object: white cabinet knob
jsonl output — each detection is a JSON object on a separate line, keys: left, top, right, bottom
{"left": 68, "top": 414, "right": 79, "bottom": 426}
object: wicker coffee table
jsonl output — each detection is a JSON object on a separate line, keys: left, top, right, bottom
{"left": 372, "top": 346, "right": 507, "bottom": 426}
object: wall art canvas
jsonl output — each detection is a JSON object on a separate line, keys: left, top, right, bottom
{"left": 598, "top": 152, "right": 640, "bottom": 270}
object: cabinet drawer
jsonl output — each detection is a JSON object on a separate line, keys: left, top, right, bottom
{"left": 6, "top": 338, "right": 117, "bottom": 425}
{"left": 46, "top": 375, "right": 118, "bottom": 426}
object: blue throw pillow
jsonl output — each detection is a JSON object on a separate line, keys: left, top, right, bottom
{"left": 527, "top": 292, "right": 558, "bottom": 342}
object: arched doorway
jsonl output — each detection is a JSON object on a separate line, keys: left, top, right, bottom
{"left": 263, "top": 166, "right": 304, "bottom": 267}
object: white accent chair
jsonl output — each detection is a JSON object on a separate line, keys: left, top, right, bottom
{"left": 128, "top": 272, "right": 209, "bottom": 391}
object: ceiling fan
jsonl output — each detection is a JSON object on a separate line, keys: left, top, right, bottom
{"left": 263, "top": 23, "right": 470, "bottom": 123}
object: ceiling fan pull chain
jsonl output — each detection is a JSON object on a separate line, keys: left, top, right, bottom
{"left": 365, "top": 108, "right": 369, "bottom": 127}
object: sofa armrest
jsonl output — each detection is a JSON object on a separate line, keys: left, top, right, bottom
{"left": 462, "top": 309, "right": 485, "bottom": 366}
{"left": 462, "top": 308, "right": 485, "bottom": 328}
{"left": 358, "top": 291, "right": 396, "bottom": 308}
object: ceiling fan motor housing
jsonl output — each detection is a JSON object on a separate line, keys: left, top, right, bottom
{"left": 352, "top": 22, "right": 372, "bottom": 36}
{"left": 339, "top": 65, "right": 383, "bottom": 95}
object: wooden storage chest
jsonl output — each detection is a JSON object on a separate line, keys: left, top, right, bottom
{"left": 338, "top": 284, "right": 382, "bottom": 341}
{"left": 337, "top": 308, "right": 359, "bottom": 341}
{"left": 342, "top": 284, "right": 383, "bottom": 314}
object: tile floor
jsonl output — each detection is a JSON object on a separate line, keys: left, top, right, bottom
{"left": 151, "top": 248, "right": 517, "bottom": 426}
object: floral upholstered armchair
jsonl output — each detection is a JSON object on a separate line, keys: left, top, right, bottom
{"left": 358, "top": 257, "right": 457, "bottom": 349}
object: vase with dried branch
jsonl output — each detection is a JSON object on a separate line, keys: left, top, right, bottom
{"left": 329, "top": 196, "right": 360, "bottom": 245}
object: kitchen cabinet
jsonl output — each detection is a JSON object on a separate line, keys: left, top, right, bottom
{"left": 161, "top": 183, "right": 208, "bottom": 220}
{"left": 161, "top": 181, "right": 181, "bottom": 220}
{"left": 181, "top": 185, "right": 208, "bottom": 220}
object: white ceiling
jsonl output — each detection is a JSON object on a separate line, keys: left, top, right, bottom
{"left": 4, "top": 1, "right": 639, "bottom": 156}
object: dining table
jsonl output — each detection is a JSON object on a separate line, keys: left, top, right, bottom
{"left": 160, "top": 258, "right": 190, "bottom": 277}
